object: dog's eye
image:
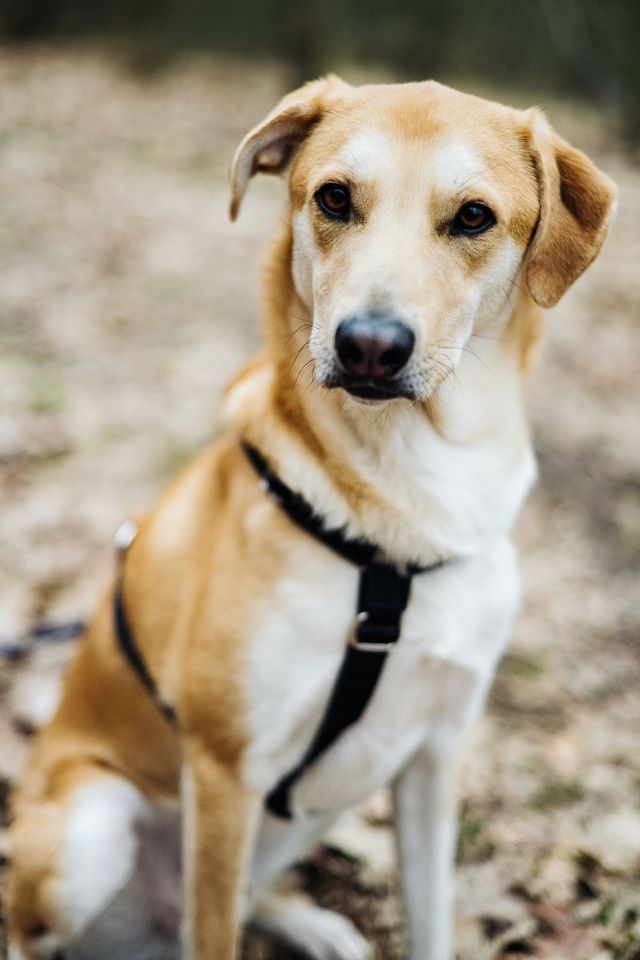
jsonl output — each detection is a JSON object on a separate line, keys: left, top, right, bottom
{"left": 316, "top": 183, "right": 351, "bottom": 221}
{"left": 451, "top": 202, "right": 495, "bottom": 236}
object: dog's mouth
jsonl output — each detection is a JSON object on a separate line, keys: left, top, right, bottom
{"left": 323, "top": 374, "right": 416, "bottom": 403}
{"left": 344, "top": 383, "right": 404, "bottom": 402}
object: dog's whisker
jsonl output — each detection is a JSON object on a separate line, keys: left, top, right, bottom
{"left": 285, "top": 336, "right": 322, "bottom": 374}
{"left": 371, "top": 402, "right": 391, "bottom": 427}
{"left": 293, "top": 356, "right": 316, "bottom": 390}
{"left": 287, "top": 351, "right": 306, "bottom": 376}
{"left": 469, "top": 332, "right": 508, "bottom": 343}
{"left": 436, "top": 341, "right": 491, "bottom": 372}
{"left": 302, "top": 374, "right": 322, "bottom": 398}
{"left": 502, "top": 282, "right": 515, "bottom": 311}
{"left": 431, "top": 356, "right": 460, "bottom": 397}
{"left": 286, "top": 340, "right": 311, "bottom": 375}
{"left": 509, "top": 276, "right": 529, "bottom": 297}
{"left": 283, "top": 322, "right": 313, "bottom": 346}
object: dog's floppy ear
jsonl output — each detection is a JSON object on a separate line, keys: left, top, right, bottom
{"left": 229, "top": 75, "right": 349, "bottom": 221}
{"left": 524, "top": 110, "right": 616, "bottom": 308}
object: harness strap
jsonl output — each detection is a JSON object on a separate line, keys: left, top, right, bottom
{"left": 242, "top": 442, "right": 379, "bottom": 568}
{"left": 241, "top": 442, "right": 445, "bottom": 819}
{"left": 113, "top": 520, "right": 177, "bottom": 726}
{"left": 265, "top": 562, "right": 411, "bottom": 818}
{"left": 111, "top": 442, "right": 447, "bottom": 820}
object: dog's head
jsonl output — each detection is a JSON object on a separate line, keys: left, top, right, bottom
{"left": 230, "top": 77, "right": 615, "bottom": 403}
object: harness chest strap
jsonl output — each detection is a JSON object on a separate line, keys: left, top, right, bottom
{"left": 113, "top": 441, "right": 447, "bottom": 819}
{"left": 264, "top": 561, "right": 412, "bottom": 818}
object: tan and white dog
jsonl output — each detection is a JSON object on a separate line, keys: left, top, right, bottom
{"left": 7, "top": 77, "right": 615, "bottom": 960}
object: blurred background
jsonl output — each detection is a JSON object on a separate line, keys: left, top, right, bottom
{"left": 0, "top": 2, "right": 639, "bottom": 958}
{"left": 2, "top": 0, "right": 640, "bottom": 143}
{"left": 2, "top": 0, "right": 639, "bottom": 143}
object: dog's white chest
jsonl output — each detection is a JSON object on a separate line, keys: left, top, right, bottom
{"left": 242, "top": 536, "right": 519, "bottom": 815}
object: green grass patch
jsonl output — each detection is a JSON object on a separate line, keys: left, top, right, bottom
{"left": 499, "top": 651, "right": 546, "bottom": 680}
{"left": 29, "top": 373, "right": 67, "bottom": 415}
{"left": 529, "top": 778, "right": 585, "bottom": 811}
{"left": 456, "top": 812, "right": 495, "bottom": 864}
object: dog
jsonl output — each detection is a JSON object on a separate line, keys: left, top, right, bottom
{"left": 7, "top": 76, "right": 615, "bottom": 960}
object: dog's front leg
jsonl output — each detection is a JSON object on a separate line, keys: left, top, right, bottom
{"left": 182, "top": 744, "right": 258, "bottom": 960}
{"left": 392, "top": 745, "right": 458, "bottom": 960}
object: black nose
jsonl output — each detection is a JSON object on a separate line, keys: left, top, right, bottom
{"left": 335, "top": 314, "right": 415, "bottom": 380}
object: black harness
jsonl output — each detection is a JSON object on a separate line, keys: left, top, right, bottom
{"left": 114, "top": 441, "right": 447, "bottom": 819}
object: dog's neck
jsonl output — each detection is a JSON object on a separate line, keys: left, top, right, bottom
{"left": 224, "top": 224, "right": 540, "bottom": 565}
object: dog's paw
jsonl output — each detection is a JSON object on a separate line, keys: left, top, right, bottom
{"left": 295, "top": 906, "right": 372, "bottom": 960}
{"left": 250, "top": 893, "right": 372, "bottom": 960}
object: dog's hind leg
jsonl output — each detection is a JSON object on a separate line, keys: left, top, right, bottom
{"left": 8, "top": 766, "right": 180, "bottom": 960}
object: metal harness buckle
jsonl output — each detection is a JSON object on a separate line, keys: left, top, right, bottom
{"left": 259, "top": 477, "right": 282, "bottom": 503}
{"left": 114, "top": 519, "right": 138, "bottom": 574}
{"left": 348, "top": 611, "right": 395, "bottom": 653}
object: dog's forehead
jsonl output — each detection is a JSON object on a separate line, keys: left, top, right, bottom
{"left": 334, "top": 128, "right": 487, "bottom": 193}
{"left": 306, "top": 81, "right": 526, "bottom": 190}
{"left": 343, "top": 79, "right": 519, "bottom": 138}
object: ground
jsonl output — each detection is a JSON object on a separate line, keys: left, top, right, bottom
{"left": 0, "top": 47, "right": 639, "bottom": 960}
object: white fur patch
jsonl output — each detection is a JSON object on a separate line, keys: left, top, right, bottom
{"left": 429, "top": 139, "right": 488, "bottom": 197}
{"left": 6, "top": 942, "right": 25, "bottom": 960}
{"left": 336, "top": 129, "right": 395, "bottom": 181}
{"left": 57, "top": 778, "right": 146, "bottom": 939}
{"left": 9, "top": 933, "right": 61, "bottom": 960}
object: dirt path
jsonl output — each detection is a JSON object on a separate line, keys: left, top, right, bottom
{"left": 1, "top": 48, "right": 639, "bottom": 959}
